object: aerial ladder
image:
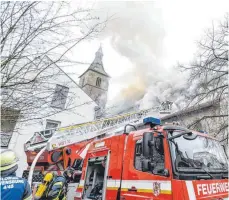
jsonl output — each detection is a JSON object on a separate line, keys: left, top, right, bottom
{"left": 27, "top": 106, "right": 160, "bottom": 186}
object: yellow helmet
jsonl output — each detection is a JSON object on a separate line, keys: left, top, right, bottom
{"left": 0, "top": 149, "right": 19, "bottom": 171}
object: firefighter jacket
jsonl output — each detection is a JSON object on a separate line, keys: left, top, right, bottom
{"left": 0, "top": 170, "right": 32, "bottom": 200}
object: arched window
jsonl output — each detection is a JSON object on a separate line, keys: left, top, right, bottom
{"left": 96, "top": 77, "right": 101, "bottom": 87}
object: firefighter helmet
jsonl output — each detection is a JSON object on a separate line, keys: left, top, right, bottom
{"left": 0, "top": 149, "right": 19, "bottom": 172}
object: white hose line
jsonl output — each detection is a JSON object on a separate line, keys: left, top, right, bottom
{"left": 28, "top": 146, "right": 46, "bottom": 186}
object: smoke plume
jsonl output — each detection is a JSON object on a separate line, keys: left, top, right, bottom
{"left": 91, "top": 1, "right": 189, "bottom": 114}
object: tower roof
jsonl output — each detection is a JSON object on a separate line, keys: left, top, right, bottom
{"left": 79, "top": 46, "right": 110, "bottom": 78}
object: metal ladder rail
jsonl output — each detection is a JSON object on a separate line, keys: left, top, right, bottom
{"left": 26, "top": 107, "right": 156, "bottom": 151}
{"left": 75, "top": 107, "right": 150, "bottom": 136}
{"left": 46, "top": 107, "right": 156, "bottom": 151}
{"left": 27, "top": 107, "right": 156, "bottom": 185}
{"left": 59, "top": 109, "right": 143, "bottom": 138}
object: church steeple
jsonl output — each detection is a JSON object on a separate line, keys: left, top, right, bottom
{"left": 78, "top": 46, "right": 110, "bottom": 112}
{"left": 95, "top": 45, "right": 103, "bottom": 60}
{"left": 79, "top": 46, "right": 110, "bottom": 78}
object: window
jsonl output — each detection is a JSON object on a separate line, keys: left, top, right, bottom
{"left": 51, "top": 84, "right": 69, "bottom": 109}
{"left": 46, "top": 120, "right": 60, "bottom": 129}
{"left": 134, "top": 137, "right": 165, "bottom": 174}
{"left": 0, "top": 133, "right": 11, "bottom": 148}
{"left": 134, "top": 139, "right": 143, "bottom": 171}
{"left": 42, "top": 120, "right": 61, "bottom": 137}
{"left": 96, "top": 77, "right": 101, "bottom": 87}
{"left": 152, "top": 137, "right": 165, "bottom": 174}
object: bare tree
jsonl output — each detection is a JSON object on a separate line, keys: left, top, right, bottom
{"left": 178, "top": 14, "right": 228, "bottom": 142}
{"left": 179, "top": 14, "right": 228, "bottom": 104}
{"left": 1, "top": 2, "right": 107, "bottom": 127}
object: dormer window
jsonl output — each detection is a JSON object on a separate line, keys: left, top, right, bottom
{"left": 51, "top": 84, "right": 69, "bottom": 109}
{"left": 96, "top": 77, "right": 101, "bottom": 87}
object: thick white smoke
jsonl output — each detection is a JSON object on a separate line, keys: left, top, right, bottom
{"left": 87, "top": 1, "right": 191, "bottom": 114}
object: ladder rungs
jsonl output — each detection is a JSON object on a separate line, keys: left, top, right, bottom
{"left": 47, "top": 107, "right": 156, "bottom": 151}
{"left": 26, "top": 107, "right": 157, "bottom": 151}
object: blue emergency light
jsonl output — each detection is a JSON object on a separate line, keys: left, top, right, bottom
{"left": 143, "top": 117, "right": 161, "bottom": 127}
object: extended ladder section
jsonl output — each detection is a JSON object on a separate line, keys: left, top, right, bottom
{"left": 46, "top": 107, "right": 157, "bottom": 151}
{"left": 26, "top": 107, "right": 159, "bottom": 186}
{"left": 25, "top": 107, "right": 158, "bottom": 152}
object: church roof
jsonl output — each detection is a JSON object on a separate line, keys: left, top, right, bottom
{"left": 79, "top": 46, "right": 110, "bottom": 78}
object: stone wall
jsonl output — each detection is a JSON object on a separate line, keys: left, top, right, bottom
{"left": 80, "top": 71, "right": 109, "bottom": 108}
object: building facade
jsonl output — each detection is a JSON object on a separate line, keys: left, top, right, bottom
{"left": 79, "top": 46, "right": 110, "bottom": 118}
{"left": 1, "top": 55, "right": 98, "bottom": 176}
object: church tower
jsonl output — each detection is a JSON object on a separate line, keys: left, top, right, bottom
{"left": 79, "top": 46, "right": 110, "bottom": 114}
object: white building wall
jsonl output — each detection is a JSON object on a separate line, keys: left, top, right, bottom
{"left": 6, "top": 57, "right": 97, "bottom": 176}
{"left": 10, "top": 97, "right": 96, "bottom": 176}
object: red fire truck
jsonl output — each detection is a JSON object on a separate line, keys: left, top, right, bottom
{"left": 75, "top": 117, "right": 228, "bottom": 200}
{"left": 24, "top": 107, "right": 154, "bottom": 183}
{"left": 23, "top": 140, "right": 92, "bottom": 182}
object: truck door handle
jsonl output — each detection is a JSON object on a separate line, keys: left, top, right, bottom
{"left": 128, "top": 186, "right": 137, "bottom": 192}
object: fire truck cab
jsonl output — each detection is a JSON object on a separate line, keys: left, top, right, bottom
{"left": 75, "top": 117, "right": 228, "bottom": 200}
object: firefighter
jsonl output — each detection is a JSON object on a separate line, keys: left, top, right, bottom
{"left": 63, "top": 167, "right": 75, "bottom": 183}
{"left": 0, "top": 149, "right": 32, "bottom": 200}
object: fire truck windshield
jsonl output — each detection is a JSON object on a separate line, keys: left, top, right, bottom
{"left": 169, "top": 131, "right": 228, "bottom": 175}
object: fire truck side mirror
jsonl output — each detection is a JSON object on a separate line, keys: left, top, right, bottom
{"left": 143, "top": 132, "right": 154, "bottom": 157}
